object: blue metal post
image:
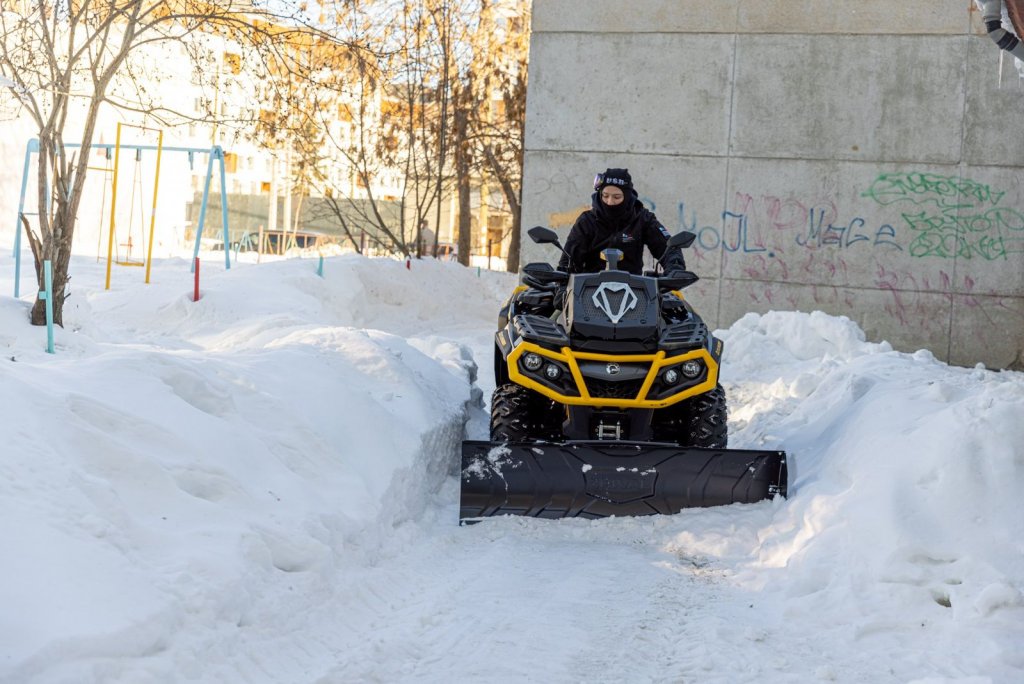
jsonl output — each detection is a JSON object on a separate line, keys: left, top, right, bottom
{"left": 317, "top": 254, "right": 324, "bottom": 277}
{"left": 217, "top": 147, "right": 231, "bottom": 270}
{"left": 42, "top": 260, "right": 54, "bottom": 353}
{"left": 13, "top": 140, "right": 37, "bottom": 297}
{"left": 191, "top": 148, "right": 217, "bottom": 272}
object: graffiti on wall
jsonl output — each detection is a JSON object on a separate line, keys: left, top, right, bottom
{"left": 633, "top": 175, "right": 1022, "bottom": 366}
{"left": 673, "top": 194, "right": 902, "bottom": 259}
{"left": 663, "top": 178, "right": 1020, "bottom": 338}
{"left": 662, "top": 172, "right": 1023, "bottom": 262}
{"left": 537, "top": 168, "right": 1023, "bottom": 364}
{"left": 861, "top": 172, "right": 1024, "bottom": 261}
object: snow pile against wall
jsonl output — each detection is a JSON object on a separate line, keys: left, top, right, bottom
{"left": 672, "top": 311, "right": 1024, "bottom": 679}
{"left": 722, "top": 311, "right": 1024, "bottom": 584}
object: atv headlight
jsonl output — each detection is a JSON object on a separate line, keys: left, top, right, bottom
{"left": 681, "top": 359, "right": 703, "bottom": 379}
{"left": 523, "top": 352, "right": 543, "bottom": 371}
{"left": 663, "top": 368, "right": 680, "bottom": 385}
{"left": 544, "top": 363, "right": 562, "bottom": 380}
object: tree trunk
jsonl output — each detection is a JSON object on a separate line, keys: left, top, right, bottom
{"left": 432, "top": 3, "right": 452, "bottom": 266}
{"left": 506, "top": 199, "right": 522, "bottom": 273}
{"left": 455, "top": 107, "right": 471, "bottom": 267}
{"left": 268, "top": 157, "right": 279, "bottom": 235}
{"left": 27, "top": 214, "right": 71, "bottom": 327}
{"left": 482, "top": 145, "right": 522, "bottom": 273}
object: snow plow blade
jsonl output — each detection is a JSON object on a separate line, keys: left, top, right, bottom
{"left": 460, "top": 441, "right": 787, "bottom": 521}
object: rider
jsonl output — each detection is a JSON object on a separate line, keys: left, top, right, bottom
{"left": 557, "top": 168, "right": 687, "bottom": 275}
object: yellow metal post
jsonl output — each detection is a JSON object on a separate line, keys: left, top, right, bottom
{"left": 104, "top": 123, "right": 123, "bottom": 290}
{"left": 145, "top": 130, "right": 164, "bottom": 284}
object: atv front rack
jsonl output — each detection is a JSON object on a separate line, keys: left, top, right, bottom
{"left": 460, "top": 440, "right": 787, "bottom": 521}
{"left": 506, "top": 340, "right": 720, "bottom": 409}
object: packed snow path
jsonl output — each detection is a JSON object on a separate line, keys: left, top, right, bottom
{"left": 1, "top": 254, "right": 1021, "bottom": 683}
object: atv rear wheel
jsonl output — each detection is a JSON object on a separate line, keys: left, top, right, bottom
{"left": 490, "top": 383, "right": 562, "bottom": 442}
{"left": 653, "top": 384, "right": 728, "bottom": 448}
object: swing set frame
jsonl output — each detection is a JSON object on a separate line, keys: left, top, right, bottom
{"left": 103, "top": 122, "right": 162, "bottom": 286}
{"left": 11, "top": 133, "right": 232, "bottom": 298}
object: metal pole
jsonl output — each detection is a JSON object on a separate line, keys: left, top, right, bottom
{"left": 105, "top": 123, "right": 124, "bottom": 290}
{"left": 145, "top": 130, "right": 164, "bottom": 284}
{"left": 43, "top": 260, "right": 54, "bottom": 353}
{"left": 191, "top": 148, "right": 217, "bottom": 272}
{"left": 13, "top": 140, "right": 35, "bottom": 297}
{"left": 217, "top": 147, "right": 230, "bottom": 270}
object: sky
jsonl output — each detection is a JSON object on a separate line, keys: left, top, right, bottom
{"left": 0, "top": 245, "right": 1022, "bottom": 683}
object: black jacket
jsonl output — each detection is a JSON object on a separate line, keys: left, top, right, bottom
{"left": 557, "top": 192, "right": 686, "bottom": 274}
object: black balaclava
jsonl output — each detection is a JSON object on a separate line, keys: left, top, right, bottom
{"left": 593, "top": 167, "right": 636, "bottom": 223}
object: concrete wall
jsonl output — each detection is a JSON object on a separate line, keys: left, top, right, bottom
{"left": 520, "top": 0, "right": 1024, "bottom": 369}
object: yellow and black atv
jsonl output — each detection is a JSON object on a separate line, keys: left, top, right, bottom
{"left": 460, "top": 226, "right": 787, "bottom": 521}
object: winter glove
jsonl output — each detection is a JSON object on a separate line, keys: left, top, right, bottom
{"left": 659, "top": 250, "right": 687, "bottom": 274}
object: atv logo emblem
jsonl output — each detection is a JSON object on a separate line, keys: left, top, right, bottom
{"left": 592, "top": 282, "right": 638, "bottom": 324}
{"left": 606, "top": 363, "right": 620, "bottom": 375}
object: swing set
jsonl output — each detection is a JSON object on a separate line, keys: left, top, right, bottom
{"left": 10, "top": 128, "right": 233, "bottom": 298}
{"left": 100, "top": 122, "right": 163, "bottom": 286}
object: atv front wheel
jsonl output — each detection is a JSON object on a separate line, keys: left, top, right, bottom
{"left": 490, "top": 383, "right": 562, "bottom": 442}
{"left": 653, "top": 384, "right": 728, "bottom": 448}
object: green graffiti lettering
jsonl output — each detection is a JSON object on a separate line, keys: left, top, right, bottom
{"left": 864, "top": 172, "right": 1022, "bottom": 260}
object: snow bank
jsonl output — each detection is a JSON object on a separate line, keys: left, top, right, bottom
{"left": 1, "top": 254, "right": 1021, "bottom": 683}
{"left": 713, "top": 310, "right": 1024, "bottom": 679}
{"left": 0, "top": 255, "right": 508, "bottom": 682}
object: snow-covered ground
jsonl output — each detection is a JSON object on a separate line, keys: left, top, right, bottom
{"left": 1, "top": 250, "right": 1022, "bottom": 684}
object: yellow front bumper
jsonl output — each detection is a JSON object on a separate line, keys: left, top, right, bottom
{"left": 507, "top": 340, "right": 719, "bottom": 409}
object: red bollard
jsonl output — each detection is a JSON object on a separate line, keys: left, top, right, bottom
{"left": 193, "top": 257, "right": 200, "bottom": 301}
{"left": 405, "top": 256, "right": 411, "bottom": 270}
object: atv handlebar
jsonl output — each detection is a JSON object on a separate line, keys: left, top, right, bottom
{"left": 522, "top": 262, "right": 569, "bottom": 290}
{"left": 654, "top": 271, "right": 700, "bottom": 291}
{"left": 526, "top": 226, "right": 699, "bottom": 291}
{"left": 522, "top": 263, "right": 699, "bottom": 294}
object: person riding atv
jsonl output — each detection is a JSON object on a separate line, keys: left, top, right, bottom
{"left": 459, "top": 203, "right": 788, "bottom": 520}
{"left": 559, "top": 168, "right": 687, "bottom": 277}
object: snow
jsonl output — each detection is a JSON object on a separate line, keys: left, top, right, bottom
{"left": 1, "top": 249, "right": 1022, "bottom": 683}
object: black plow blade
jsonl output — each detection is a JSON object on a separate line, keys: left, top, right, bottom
{"left": 460, "top": 441, "right": 787, "bottom": 521}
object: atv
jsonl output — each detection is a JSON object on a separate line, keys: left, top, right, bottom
{"left": 460, "top": 226, "right": 787, "bottom": 521}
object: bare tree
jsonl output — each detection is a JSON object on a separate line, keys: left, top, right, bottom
{"left": 169, "top": 0, "right": 532, "bottom": 269}
{"left": 316, "top": 50, "right": 418, "bottom": 256}
{"left": 453, "top": 81, "right": 472, "bottom": 263}
{"left": 464, "top": 0, "right": 530, "bottom": 272}
{"left": 291, "top": 0, "right": 531, "bottom": 269}
{"left": 0, "top": 0, "right": 346, "bottom": 325}
{"left": 430, "top": 0, "right": 529, "bottom": 269}
{"left": 290, "top": 0, "right": 462, "bottom": 259}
